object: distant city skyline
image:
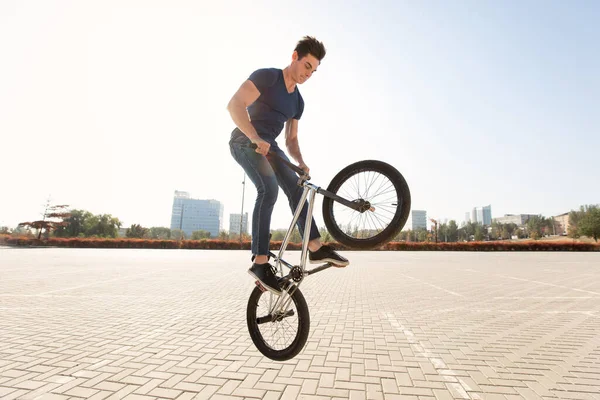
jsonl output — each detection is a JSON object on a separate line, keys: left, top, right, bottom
{"left": 0, "top": 187, "right": 589, "bottom": 235}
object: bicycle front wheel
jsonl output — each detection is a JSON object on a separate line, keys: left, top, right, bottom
{"left": 246, "top": 282, "right": 310, "bottom": 361}
{"left": 323, "top": 160, "right": 411, "bottom": 249}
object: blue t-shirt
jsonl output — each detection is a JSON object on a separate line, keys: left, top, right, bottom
{"left": 245, "top": 68, "right": 304, "bottom": 143}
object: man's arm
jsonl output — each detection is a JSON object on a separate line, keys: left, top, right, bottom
{"left": 227, "top": 80, "right": 270, "bottom": 154}
{"left": 285, "top": 119, "right": 309, "bottom": 173}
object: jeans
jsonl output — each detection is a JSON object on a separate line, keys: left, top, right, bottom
{"left": 229, "top": 129, "right": 320, "bottom": 256}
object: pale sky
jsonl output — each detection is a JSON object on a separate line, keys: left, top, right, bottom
{"left": 1, "top": 0, "right": 598, "bottom": 232}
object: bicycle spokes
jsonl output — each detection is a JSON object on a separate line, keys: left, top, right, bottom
{"left": 333, "top": 171, "right": 398, "bottom": 239}
{"left": 255, "top": 291, "right": 299, "bottom": 351}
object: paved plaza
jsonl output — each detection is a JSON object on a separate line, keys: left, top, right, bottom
{"left": 1, "top": 248, "right": 599, "bottom": 400}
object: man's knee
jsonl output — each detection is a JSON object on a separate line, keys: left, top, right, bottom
{"left": 257, "top": 181, "right": 279, "bottom": 206}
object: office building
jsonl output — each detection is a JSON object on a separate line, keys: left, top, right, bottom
{"left": 468, "top": 205, "right": 492, "bottom": 226}
{"left": 410, "top": 210, "right": 427, "bottom": 230}
{"left": 229, "top": 213, "right": 249, "bottom": 236}
{"left": 170, "top": 191, "right": 224, "bottom": 238}
{"left": 482, "top": 205, "right": 492, "bottom": 226}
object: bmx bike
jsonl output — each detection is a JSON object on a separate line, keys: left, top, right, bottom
{"left": 244, "top": 143, "right": 411, "bottom": 361}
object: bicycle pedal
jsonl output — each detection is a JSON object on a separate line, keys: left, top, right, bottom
{"left": 255, "top": 280, "right": 267, "bottom": 292}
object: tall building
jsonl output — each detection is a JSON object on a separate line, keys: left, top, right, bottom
{"left": 476, "top": 208, "right": 484, "bottom": 225}
{"left": 229, "top": 213, "right": 249, "bottom": 236}
{"left": 482, "top": 205, "right": 492, "bottom": 226}
{"left": 170, "top": 191, "right": 224, "bottom": 238}
{"left": 410, "top": 210, "right": 427, "bottom": 230}
{"left": 468, "top": 205, "right": 493, "bottom": 226}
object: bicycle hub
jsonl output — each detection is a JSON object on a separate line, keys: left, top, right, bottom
{"left": 354, "top": 199, "right": 372, "bottom": 213}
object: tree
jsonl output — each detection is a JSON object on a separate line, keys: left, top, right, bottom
{"left": 577, "top": 205, "right": 600, "bottom": 242}
{"left": 191, "top": 230, "right": 211, "bottom": 240}
{"left": 526, "top": 215, "right": 545, "bottom": 240}
{"left": 474, "top": 224, "right": 485, "bottom": 241}
{"left": 271, "top": 229, "right": 286, "bottom": 241}
{"left": 490, "top": 221, "right": 503, "bottom": 240}
{"left": 447, "top": 220, "right": 458, "bottom": 242}
{"left": 438, "top": 223, "right": 447, "bottom": 242}
{"left": 219, "top": 230, "right": 230, "bottom": 240}
{"left": 53, "top": 210, "right": 122, "bottom": 238}
{"left": 54, "top": 209, "right": 93, "bottom": 237}
{"left": 18, "top": 200, "right": 71, "bottom": 239}
{"left": 147, "top": 227, "right": 171, "bottom": 240}
{"left": 319, "top": 227, "right": 332, "bottom": 243}
{"left": 126, "top": 224, "right": 148, "bottom": 238}
{"left": 171, "top": 229, "right": 186, "bottom": 240}
{"left": 568, "top": 209, "right": 582, "bottom": 239}
{"left": 416, "top": 228, "right": 428, "bottom": 242}
{"left": 457, "top": 221, "right": 478, "bottom": 241}
{"left": 1, "top": 226, "right": 11, "bottom": 234}
{"left": 393, "top": 230, "right": 410, "bottom": 241}
{"left": 84, "top": 214, "right": 121, "bottom": 238}
{"left": 12, "top": 225, "right": 33, "bottom": 236}
{"left": 289, "top": 228, "right": 302, "bottom": 243}
{"left": 466, "top": 222, "right": 477, "bottom": 241}
{"left": 505, "top": 223, "right": 517, "bottom": 239}
{"left": 402, "top": 230, "right": 410, "bottom": 241}
{"left": 547, "top": 217, "right": 557, "bottom": 236}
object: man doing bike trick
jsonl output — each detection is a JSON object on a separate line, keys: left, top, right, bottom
{"left": 228, "top": 36, "right": 349, "bottom": 295}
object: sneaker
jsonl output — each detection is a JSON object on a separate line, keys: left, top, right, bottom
{"left": 309, "top": 245, "right": 349, "bottom": 267}
{"left": 248, "top": 263, "right": 282, "bottom": 295}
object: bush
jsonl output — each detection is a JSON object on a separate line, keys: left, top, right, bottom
{"left": 1, "top": 237, "right": 598, "bottom": 251}
{"left": 380, "top": 240, "right": 598, "bottom": 251}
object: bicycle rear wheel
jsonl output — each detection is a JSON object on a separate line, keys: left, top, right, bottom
{"left": 247, "top": 282, "right": 310, "bottom": 361}
{"left": 322, "top": 160, "right": 411, "bottom": 249}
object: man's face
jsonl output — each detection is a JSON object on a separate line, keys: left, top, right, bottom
{"left": 292, "top": 51, "right": 320, "bottom": 84}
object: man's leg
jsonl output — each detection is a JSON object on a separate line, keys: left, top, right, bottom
{"left": 230, "top": 140, "right": 283, "bottom": 293}
{"left": 269, "top": 146, "right": 349, "bottom": 267}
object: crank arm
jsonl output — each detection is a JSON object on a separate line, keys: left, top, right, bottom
{"left": 306, "top": 263, "right": 333, "bottom": 276}
{"left": 256, "top": 309, "right": 296, "bottom": 324}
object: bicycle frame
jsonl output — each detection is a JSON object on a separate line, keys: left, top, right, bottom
{"left": 262, "top": 177, "right": 332, "bottom": 318}
{"left": 269, "top": 179, "right": 333, "bottom": 281}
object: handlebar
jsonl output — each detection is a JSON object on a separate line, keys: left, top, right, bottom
{"left": 241, "top": 142, "right": 368, "bottom": 213}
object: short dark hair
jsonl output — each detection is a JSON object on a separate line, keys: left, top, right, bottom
{"left": 295, "top": 36, "right": 326, "bottom": 62}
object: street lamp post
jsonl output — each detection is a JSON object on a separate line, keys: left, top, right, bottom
{"left": 240, "top": 173, "right": 246, "bottom": 247}
{"left": 179, "top": 203, "right": 185, "bottom": 240}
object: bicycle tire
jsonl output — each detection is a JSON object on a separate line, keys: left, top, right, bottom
{"left": 322, "top": 160, "right": 411, "bottom": 249}
{"left": 246, "top": 283, "right": 310, "bottom": 361}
